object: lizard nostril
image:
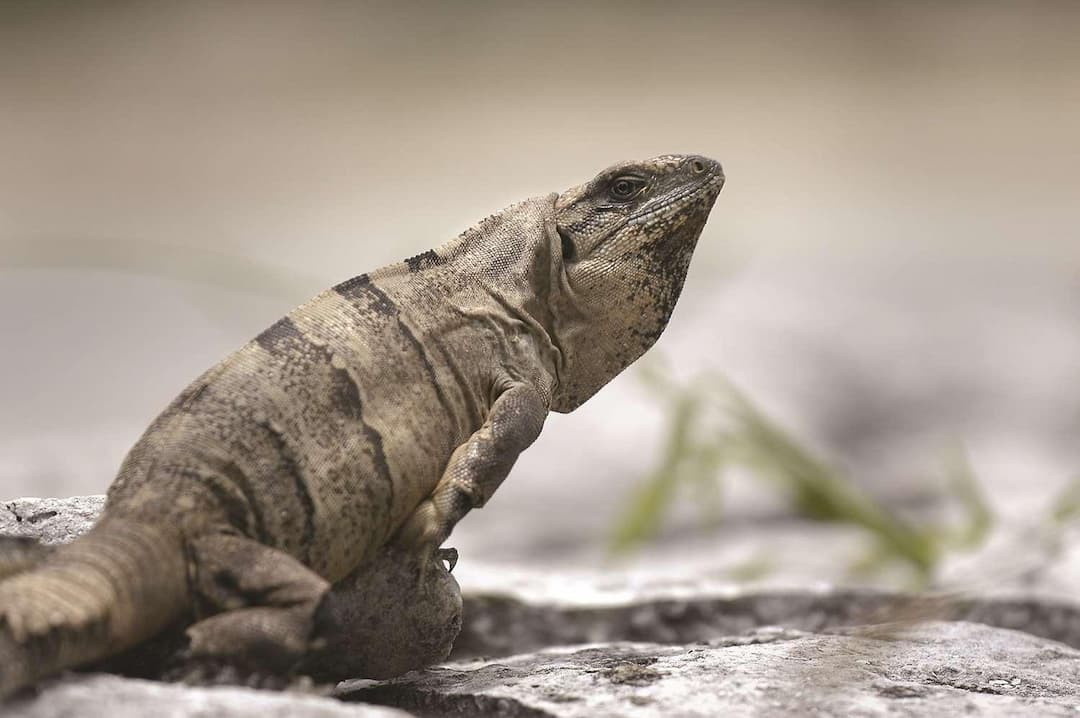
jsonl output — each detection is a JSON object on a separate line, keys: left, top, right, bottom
{"left": 690, "top": 159, "right": 707, "bottom": 174}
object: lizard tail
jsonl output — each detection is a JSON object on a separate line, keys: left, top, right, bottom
{"left": 0, "top": 516, "right": 190, "bottom": 699}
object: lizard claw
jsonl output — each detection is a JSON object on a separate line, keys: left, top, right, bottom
{"left": 410, "top": 545, "right": 458, "bottom": 593}
{"left": 437, "top": 547, "right": 458, "bottom": 573}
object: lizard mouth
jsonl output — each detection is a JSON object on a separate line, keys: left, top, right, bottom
{"left": 627, "top": 170, "right": 724, "bottom": 226}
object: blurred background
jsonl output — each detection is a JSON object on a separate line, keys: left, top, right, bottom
{"left": 2, "top": 1, "right": 1079, "bottom": 590}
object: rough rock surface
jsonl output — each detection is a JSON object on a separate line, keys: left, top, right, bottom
{"left": 7, "top": 495, "right": 1080, "bottom": 716}
{"left": 307, "top": 546, "right": 463, "bottom": 681}
{"left": 343, "top": 622, "right": 1080, "bottom": 717}
{"left": 6, "top": 673, "right": 409, "bottom": 718}
{"left": 453, "top": 585, "right": 1080, "bottom": 661}
{"left": 1, "top": 495, "right": 106, "bottom": 544}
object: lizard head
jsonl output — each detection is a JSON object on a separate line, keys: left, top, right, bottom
{"left": 548, "top": 154, "right": 724, "bottom": 412}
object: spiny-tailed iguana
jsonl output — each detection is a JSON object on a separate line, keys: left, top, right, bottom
{"left": 0, "top": 154, "right": 724, "bottom": 697}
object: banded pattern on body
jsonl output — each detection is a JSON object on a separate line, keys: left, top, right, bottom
{"left": 0, "top": 155, "right": 723, "bottom": 698}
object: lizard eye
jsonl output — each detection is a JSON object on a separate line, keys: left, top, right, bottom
{"left": 609, "top": 175, "right": 647, "bottom": 202}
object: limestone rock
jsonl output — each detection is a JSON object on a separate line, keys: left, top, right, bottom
{"left": 9, "top": 495, "right": 1080, "bottom": 717}
{"left": 453, "top": 584, "right": 1080, "bottom": 661}
{"left": 307, "top": 546, "right": 462, "bottom": 681}
{"left": 0, "top": 495, "right": 105, "bottom": 544}
{"left": 6, "top": 673, "right": 410, "bottom": 718}
{"left": 343, "top": 622, "right": 1080, "bottom": 717}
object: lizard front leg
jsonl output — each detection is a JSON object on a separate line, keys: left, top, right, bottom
{"left": 396, "top": 381, "right": 547, "bottom": 563}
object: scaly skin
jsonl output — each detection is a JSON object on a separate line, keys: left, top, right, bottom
{"left": 0, "top": 154, "right": 724, "bottom": 697}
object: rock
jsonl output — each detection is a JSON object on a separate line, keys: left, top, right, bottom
{"left": 342, "top": 622, "right": 1080, "bottom": 717}
{"left": 453, "top": 585, "right": 1080, "bottom": 661}
{"left": 448, "top": 557, "right": 1080, "bottom": 661}
{"left": 6, "top": 673, "right": 410, "bottom": 718}
{"left": 0, "top": 495, "right": 105, "bottom": 544}
{"left": 307, "top": 546, "right": 462, "bottom": 681}
{"left": 10, "top": 495, "right": 1080, "bottom": 716}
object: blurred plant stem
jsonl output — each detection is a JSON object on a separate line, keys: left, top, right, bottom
{"left": 1050, "top": 476, "right": 1080, "bottom": 526}
{"left": 609, "top": 362, "right": 724, "bottom": 553}
{"left": 610, "top": 361, "right": 999, "bottom": 585}
{"left": 1037, "top": 475, "right": 1080, "bottom": 564}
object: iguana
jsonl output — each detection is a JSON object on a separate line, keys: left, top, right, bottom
{"left": 0, "top": 154, "right": 725, "bottom": 697}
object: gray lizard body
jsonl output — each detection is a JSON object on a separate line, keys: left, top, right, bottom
{"left": 0, "top": 154, "right": 724, "bottom": 697}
